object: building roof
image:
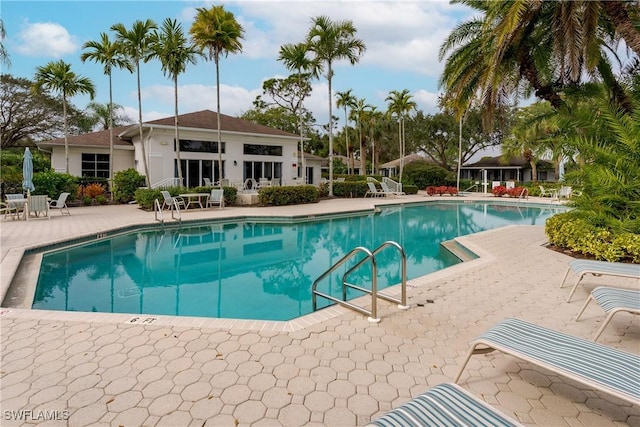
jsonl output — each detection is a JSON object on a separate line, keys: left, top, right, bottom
{"left": 380, "top": 154, "right": 435, "bottom": 168}
{"left": 462, "top": 155, "right": 528, "bottom": 169}
{"left": 37, "top": 110, "right": 299, "bottom": 148}
{"left": 133, "top": 110, "right": 299, "bottom": 138}
{"left": 462, "top": 155, "right": 554, "bottom": 170}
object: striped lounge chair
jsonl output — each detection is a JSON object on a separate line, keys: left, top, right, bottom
{"left": 576, "top": 286, "right": 640, "bottom": 341}
{"left": 455, "top": 318, "right": 640, "bottom": 405}
{"left": 560, "top": 259, "right": 640, "bottom": 302}
{"left": 368, "top": 383, "right": 522, "bottom": 427}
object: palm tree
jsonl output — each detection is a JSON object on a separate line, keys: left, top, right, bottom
{"left": 386, "top": 89, "right": 416, "bottom": 183}
{"left": 84, "top": 101, "right": 130, "bottom": 131}
{"left": 305, "top": 15, "right": 365, "bottom": 196}
{"left": 190, "top": 5, "right": 244, "bottom": 184}
{"left": 150, "top": 18, "right": 201, "bottom": 186}
{"left": 439, "top": 0, "right": 638, "bottom": 126}
{"left": 278, "top": 42, "right": 315, "bottom": 182}
{"left": 81, "top": 32, "right": 132, "bottom": 198}
{"left": 0, "top": 19, "right": 9, "bottom": 67}
{"left": 335, "top": 89, "right": 356, "bottom": 174}
{"left": 111, "top": 19, "right": 157, "bottom": 187}
{"left": 32, "top": 60, "right": 95, "bottom": 174}
{"left": 350, "top": 98, "right": 373, "bottom": 176}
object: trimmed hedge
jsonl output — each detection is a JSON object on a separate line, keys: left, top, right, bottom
{"left": 545, "top": 212, "right": 640, "bottom": 263}
{"left": 258, "top": 185, "right": 319, "bottom": 206}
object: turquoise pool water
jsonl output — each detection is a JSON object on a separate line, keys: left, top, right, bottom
{"left": 33, "top": 201, "right": 564, "bottom": 321}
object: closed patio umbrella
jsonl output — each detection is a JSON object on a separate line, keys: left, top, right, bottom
{"left": 22, "top": 147, "right": 35, "bottom": 193}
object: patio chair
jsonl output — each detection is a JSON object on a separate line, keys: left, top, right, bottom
{"left": 203, "top": 177, "right": 213, "bottom": 186}
{"left": 575, "top": 286, "right": 640, "bottom": 341}
{"left": 25, "top": 194, "right": 50, "bottom": 220}
{"left": 560, "top": 259, "right": 640, "bottom": 302}
{"left": 243, "top": 178, "right": 258, "bottom": 192}
{"left": 206, "top": 189, "right": 225, "bottom": 209}
{"left": 368, "top": 383, "right": 522, "bottom": 427}
{"left": 160, "top": 190, "right": 185, "bottom": 210}
{"left": 539, "top": 185, "right": 555, "bottom": 198}
{"left": 4, "top": 194, "right": 25, "bottom": 220}
{"left": 49, "top": 192, "right": 71, "bottom": 215}
{"left": 455, "top": 318, "right": 640, "bottom": 405}
{"left": 557, "top": 185, "right": 572, "bottom": 199}
{"left": 365, "top": 182, "right": 383, "bottom": 198}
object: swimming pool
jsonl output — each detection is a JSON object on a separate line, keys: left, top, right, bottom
{"left": 33, "top": 201, "right": 563, "bottom": 321}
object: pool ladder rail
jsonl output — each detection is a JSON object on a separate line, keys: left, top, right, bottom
{"left": 154, "top": 198, "right": 182, "bottom": 224}
{"left": 312, "top": 241, "right": 409, "bottom": 323}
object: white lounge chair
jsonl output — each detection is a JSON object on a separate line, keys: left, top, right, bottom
{"left": 538, "top": 185, "right": 556, "bottom": 198}
{"left": 207, "top": 189, "right": 225, "bottom": 209}
{"left": 560, "top": 259, "right": 640, "bottom": 302}
{"left": 575, "top": 286, "right": 640, "bottom": 341}
{"left": 49, "top": 192, "right": 71, "bottom": 215}
{"left": 368, "top": 383, "right": 522, "bottom": 427}
{"left": 160, "top": 190, "right": 185, "bottom": 210}
{"left": 203, "top": 177, "right": 213, "bottom": 186}
{"left": 365, "top": 182, "right": 383, "bottom": 198}
{"left": 455, "top": 318, "right": 640, "bottom": 405}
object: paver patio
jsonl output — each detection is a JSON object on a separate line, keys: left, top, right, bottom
{"left": 1, "top": 195, "right": 638, "bottom": 426}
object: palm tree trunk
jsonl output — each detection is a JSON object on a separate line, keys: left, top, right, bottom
{"left": 174, "top": 76, "right": 183, "bottom": 185}
{"left": 344, "top": 107, "right": 350, "bottom": 175}
{"left": 136, "top": 61, "right": 151, "bottom": 187}
{"left": 215, "top": 57, "right": 223, "bottom": 184}
{"left": 63, "top": 95, "right": 69, "bottom": 174}
{"left": 328, "top": 63, "right": 334, "bottom": 196}
{"left": 108, "top": 73, "right": 114, "bottom": 201}
{"left": 358, "top": 120, "right": 364, "bottom": 176}
{"left": 530, "top": 160, "right": 538, "bottom": 183}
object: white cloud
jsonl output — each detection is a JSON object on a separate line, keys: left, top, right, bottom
{"left": 16, "top": 22, "right": 78, "bottom": 57}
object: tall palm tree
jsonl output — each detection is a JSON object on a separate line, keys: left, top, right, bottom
{"left": 81, "top": 32, "right": 132, "bottom": 198}
{"left": 365, "top": 108, "right": 383, "bottom": 174}
{"left": 190, "top": 6, "right": 244, "bottom": 184}
{"left": 386, "top": 89, "right": 416, "bottom": 183}
{"left": 278, "top": 42, "right": 315, "bottom": 182}
{"left": 0, "top": 19, "right": 10, "bottom": 67}
{"left": 150, "top": 18, "right": 201, "bottom": 186}
{"left": 32, "top": 60, "right": 95, "bottom": 174}
{"left": 84, "top": 101, "right": 130, "bottom": 131}
{"left": 111, "top": 19, "right": 157, "bottom": 187}
{"left": 335, "top": 89, "right": 356, "bottom": 174}
{"left": 351, "top": 98, "right": 373, "bottom": 176}
{"left": 305, "top": 15, "right": 365, "bottom": 196}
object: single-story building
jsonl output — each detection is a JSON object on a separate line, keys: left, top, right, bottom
{"left": 460, "top": 156, "right": 556, "bottom": 184}
{"left": 37, "top": 110, "right": 317, "bottom": 188}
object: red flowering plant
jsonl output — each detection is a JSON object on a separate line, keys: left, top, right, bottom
{"left": 492, "top": 185, "right": 508, "bottom": 197}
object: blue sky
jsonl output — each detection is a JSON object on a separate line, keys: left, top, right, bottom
{"left": 2, "top": 0, "right": 475, "bottom": 128}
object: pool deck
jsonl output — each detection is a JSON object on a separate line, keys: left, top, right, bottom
{"left": 1, "top": 193, "right": 638, "bottom": 426}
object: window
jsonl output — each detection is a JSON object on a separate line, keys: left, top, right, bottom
{"left": 243, "top": 161, "right": 282, "bottom": 181}
{"left": 243, "top": 144, "right": 282, "bottom": 156}
{"left": 178, "top": 139, "right": 225, "bottom": 153}
{"left": 81, "top": 153, "right": 109, "bottom": 178}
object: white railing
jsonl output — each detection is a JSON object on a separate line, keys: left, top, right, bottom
{"left": 382, "top": 177, "right": 403, "bottom": 195}
{"left": 151, "top": 177, "right": 182, "bottom": 189}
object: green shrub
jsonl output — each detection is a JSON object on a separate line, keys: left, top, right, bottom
{"left": 96, "top": 195, "right": 108, "bottom": 205}
{"left": 134, "top": 188, "right": 163, "bottom": 210}
{"left": 332, "top": 181, "right": 369, "bottom": 198}
{"left": 545, "top": 213, "right": 640, "bottom": 262}
{"left": 403, "top": 184, "right": 419, "bottom": 195}
{"left": 113, "top": 169, "right": 146, "bottom": 203}
{"left": 83, "top": 196, "right": 93, "bottom": 206}
{"left": 32, "top": 170, "right": 78, "bottom": 201}
{"left": 403, "top": 162, "right": 456, "bottom": 188}
{"left": 258, "top": 185, "right": 319, "bottom": 206}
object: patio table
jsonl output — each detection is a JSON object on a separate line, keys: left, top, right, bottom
{"left": 178, "top": 193, "right": 209, "bottom": 210}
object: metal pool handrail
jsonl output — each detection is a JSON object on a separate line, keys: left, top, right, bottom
{"left": 311, "top": 241, "right": 409, "bottom": 323}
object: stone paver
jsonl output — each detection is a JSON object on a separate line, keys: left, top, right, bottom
{"left": 1, "top": 196, "right": 639, "bottom": 426}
